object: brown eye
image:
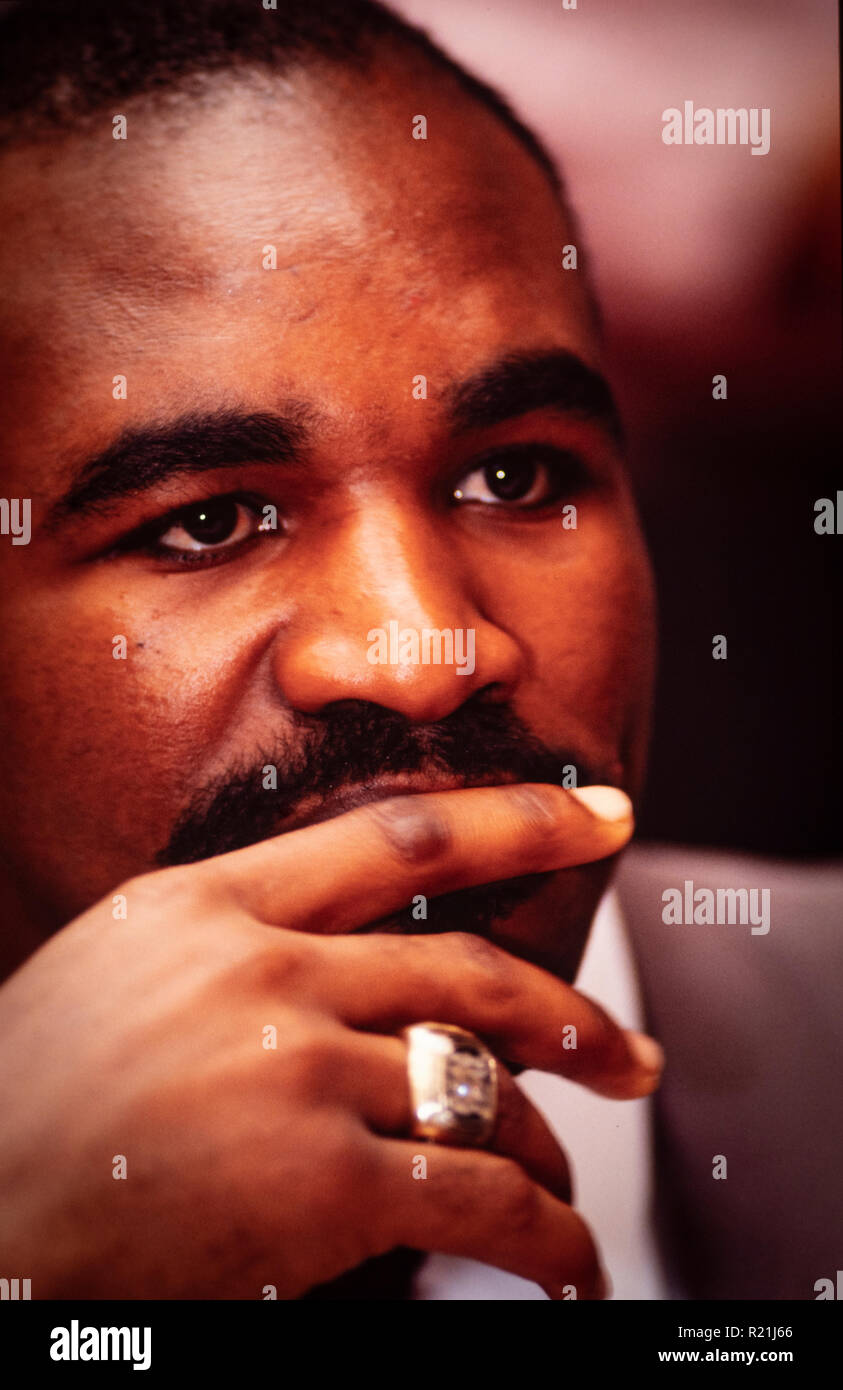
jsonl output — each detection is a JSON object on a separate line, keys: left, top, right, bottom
{"left": 157, "top": 498, "right": 256, "bottom": 552}
{"left": 482, "top": 458, "right": 538, "bottom": 502}
{"left": 451, "top": 446, "right": 586, "bottom": 508}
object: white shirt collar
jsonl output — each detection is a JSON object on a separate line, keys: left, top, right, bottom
{"left": 412, "top": 889, "right": 669, "bottom": 1299}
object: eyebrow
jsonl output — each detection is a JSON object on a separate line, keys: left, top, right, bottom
{"left": 45, "top": 350, "right": 622, "bottom": 532}
{"left": 448, "top": 350, "right": 625, "bottom": 448}
{"left": 44, "top": 408, "right": 311, "bottom": 531}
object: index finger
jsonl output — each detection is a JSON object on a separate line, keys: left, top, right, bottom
{"left": 205, "top": 782, "right": 633, "bottom": 933}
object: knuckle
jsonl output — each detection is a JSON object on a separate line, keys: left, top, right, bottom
{"left": 444, "top": 931, "right": 518, "bottom": 1012}
{"left": 119, "top": 865, "right": 214, "bottom": 919}
{"left": 281, "top": 1026, "right": 345, "bottom": 1096}
{"left": 366, "top": 796, "right": 452, "bottom": 865}
{"left": 117, "top": 869, "right": 175, "bottom": 909}
{"left": 222, "top": 936, "right": 311, "bottom": 999}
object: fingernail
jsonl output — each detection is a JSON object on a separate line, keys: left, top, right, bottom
{"left": 625, "top": 1029, "right": 665, "bottom": 1080}
{"left": 568, "top": 785, "right": 633, "bottom": 823}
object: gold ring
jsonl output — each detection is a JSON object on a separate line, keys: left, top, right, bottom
{"left": 401, "top": 1022, "right": 499, "bottom": 1147}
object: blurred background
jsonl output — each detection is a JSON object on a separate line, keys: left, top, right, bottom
{"left": 397, "top": 0, "right": 841, "bottom": 856}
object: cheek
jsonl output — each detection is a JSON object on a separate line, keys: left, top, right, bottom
{"left": 0, "top": 573, "right": 246, "bottom": 903}
{"left": 470, "top": 509, "right": 656, "bottom": 764}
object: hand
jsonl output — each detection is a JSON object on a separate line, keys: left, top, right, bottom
{"left": 0, "top": 782, "right": 662, "bottom": 1299}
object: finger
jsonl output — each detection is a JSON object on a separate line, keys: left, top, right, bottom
{"left": 369, "top": 1136, "right": 606, "bottom": 1300}
{"left": 339, "top": 1033, "right": 572, "bottom": 1204}
{"left": 296, "top": 931, "right": 664, "bottom": 1100}
{"left": 205, "top": 782, "right": 633, "bottom": 932}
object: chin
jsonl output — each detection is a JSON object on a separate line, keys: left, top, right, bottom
{"left": 484, "top": 858, "right": 616, "bottom": 984}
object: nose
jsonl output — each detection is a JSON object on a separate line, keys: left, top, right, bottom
{"left": 271, "top": 503, "right": 524, "bottom": 722}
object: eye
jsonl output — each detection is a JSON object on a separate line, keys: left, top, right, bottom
{"left": 112, "top": 492, "right": 277, "bottom": 566}
{"left": 450, "top": 447, "right": 587, "bottom": 509}
{"left": 155, "top": 497, "right": 260, "bottom": 553}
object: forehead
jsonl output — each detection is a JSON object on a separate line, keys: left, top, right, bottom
{"left": 0, "top": 58, "right": 596, "bottom": 453}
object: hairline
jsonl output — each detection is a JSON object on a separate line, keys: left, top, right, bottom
{"left": 0, "top": 6, "right": 604, "bottom": 338}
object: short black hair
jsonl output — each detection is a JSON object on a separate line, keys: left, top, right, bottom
{"left": 0, "top": 0, "right": 559, "bottom": 191}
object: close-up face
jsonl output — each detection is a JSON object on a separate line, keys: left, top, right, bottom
{"left": 0, "top": 45, "right": 655, "bottom": 980}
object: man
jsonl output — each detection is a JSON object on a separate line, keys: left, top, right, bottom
{"left": 0, "top": 0, "right": 837, "bottom": 1302}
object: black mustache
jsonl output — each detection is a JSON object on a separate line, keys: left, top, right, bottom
{"left": 157, "top": 697, "right": 600, "bottom": 869}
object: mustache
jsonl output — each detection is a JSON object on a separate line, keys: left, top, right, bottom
{"left": 155, "top": 697, "right": 603, "bottom": 940}
{"left": 157, "top": 697, "right": 601, "bottom": 869}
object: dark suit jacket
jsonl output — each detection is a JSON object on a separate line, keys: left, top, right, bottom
{"left": 617, "top": 843, "right": 843, "bottom": 1300}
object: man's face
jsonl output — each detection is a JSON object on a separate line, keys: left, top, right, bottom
{"left": 0, "top": 55, "right": 655, "bottom": 979}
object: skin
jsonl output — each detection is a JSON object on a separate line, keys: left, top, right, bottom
{"left": 0, "top": 48, "right": 658, "bottom": 1298}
